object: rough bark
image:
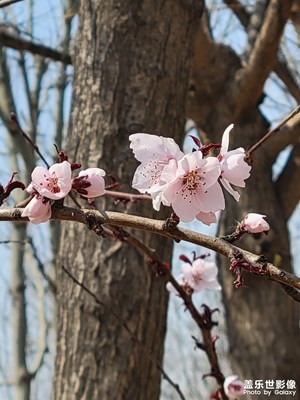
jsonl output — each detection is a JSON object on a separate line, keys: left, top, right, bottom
{"left": 54, "top": 1, "right": 201, "bottom": 399}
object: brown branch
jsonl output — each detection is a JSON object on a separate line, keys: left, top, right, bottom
{"left": 230, "top": 0, "right": 293, "bottom": 111}
{"left": 1, "top": 206, "right": 299, "bottom": 296}
{"left": 0, "top": 0, "right": 22, "bottom": 8}
{"left": 247, "top": 104, "right": 300, "bottom": 156}
{"left": 10, "top": 112, "right": 50, "bottom": 167}
{"left": 0, "top": 27, "right": 72, "bottom": 65}
{"left": 105, "top": 190, "right": 152, "bottom": 202}
{"left": 275, "top": 143, "right": 300, "bottom": 219}
{"left": 62, "top": 265, "right": 187, "bottom": 400}
{"left": 224, "top": 0, "right": 300, "bottom": 108}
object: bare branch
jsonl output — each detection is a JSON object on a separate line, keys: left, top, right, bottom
{"left": 10, "top": 112, "right": 50, "bottom": 167}
{"left": 247, "top": 104, "right": 300, "bottom": 156}
{"left": 1, "top": 206, "right": 299, "bottom": 296}
{"left": 0, "top": 27, "right": 72, "bottom": 65}
{"left": 275, "top": 143, "right": 300, "bottom": 219}
{"left": 223, "top": 0, "right": 249, "bottom": 27}
{"left": 0, "top": 0, "right": 23, "bottom": 8}
{"left": 265, "top": 112, "right": 300, "bottom": 160}
{"left": 224, "top": 0, "right": 300, "bottom": 106}
{"left": 230, "top": 0, "right": 293, "bottom": 112}
{"left": 244, "top": 0, "right": 268, "bottom": 61}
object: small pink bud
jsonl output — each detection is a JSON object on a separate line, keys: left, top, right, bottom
{"left": 75, "top": 168, "right": 106, "bottom": 198}
{"left": 21, "top": 196, "right": 52, "bottom": 224}
{"left": 242, "top": 213, "right": 270, "bottom": 233}
{"left": 224, "top": 375, "right": 244, "bottom": 399}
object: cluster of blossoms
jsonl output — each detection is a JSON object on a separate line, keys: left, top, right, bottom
{"left": 22, "top": 161, "right": 106, "bottom": 224}
{"left": 129, "top": 125, "right": 251, "bottom": 224}
{"left": 166, "top": 254, "right": 221, "bottom": 295}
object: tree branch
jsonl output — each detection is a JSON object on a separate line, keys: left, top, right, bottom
{"left": 264, "top": 108, "right": 300, "bottom": 160}
{"left": 247, "top": 104, "right": 300, "bottom": 156}
{"left": 0, "top": 0, "right": 23, "bottom": 8}
{"left": 0, "top": 27, "right": 72, "bottom": 65}
{"left": 224, "top": 0, "right": 300, "bottom": 107}
{"left": 230, "top": 0, "right": 293, "bottom": 111}
{"left": 1, "top": 206, "right": 299, "bottom": 297}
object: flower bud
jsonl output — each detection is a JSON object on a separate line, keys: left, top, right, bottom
{"left": 242, "top": 213, "right": 270, "bottom": 233}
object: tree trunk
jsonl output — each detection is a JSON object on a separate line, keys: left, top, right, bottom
{"left": 54, "top": 1, "right": 201, "bottom": 399}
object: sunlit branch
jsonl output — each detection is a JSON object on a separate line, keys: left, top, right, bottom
{"left": 0, "top": 206, "right": 299, "bottom": 298}
{"left": 224, "top": 0, "right": 300, "bottom": 106}
{"left": 247, "top": 104, "right": 300, "bottom": 155}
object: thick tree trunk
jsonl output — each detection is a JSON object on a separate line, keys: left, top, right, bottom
{"left": 54, "top": 1, "right": 201, "bottom": 399}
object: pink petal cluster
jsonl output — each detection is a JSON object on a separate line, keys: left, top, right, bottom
{"left": 130, "top": 127, "right": 251, "bottom": 223}
{"left": 22, "top": 162, "right": 106, "bottom": 224}
{"left": 167, "top": 257, "right": 221, "bottom": 294}
{"left": 241, "top": 213, "right": 270, "bottom": 233}
{"left": 129, "top": 133, "right": 184, "bottom": 210}
{"left": 224, "top": 375, "right": 244, "bottom": 399}
{"left": 218, "top": 125, "right": 251, "bottom": 201}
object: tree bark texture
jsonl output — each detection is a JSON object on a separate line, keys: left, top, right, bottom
{"left": 54, "top": 1, "right": 202, "bottom": 399}
{"left": 187, "top": 12, "right": 300, "bottom": 398}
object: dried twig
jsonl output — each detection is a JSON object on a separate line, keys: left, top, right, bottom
{"left": 0, "top": 27, "right": 72, "bottom": 64}
{"left": 0, "top": 0, "right": 23, "bottom": 8}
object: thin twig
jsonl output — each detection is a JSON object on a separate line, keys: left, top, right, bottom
{"left": 62, "top": 265, "right": 186, "bottom": 400}
{"left": 247, "top": 105, "right": 300, "bottom": 155}
{"left": 0, "top": 0, "right": 22, "bottom": 8}
{"left": 105, "top": 190, "right": 152, "bottom": 202}
{"left": 10, "top": 112, "right": 50, "bottom": 167}
{"left": 0, "top": 27, "right": 72, "bottom": 64}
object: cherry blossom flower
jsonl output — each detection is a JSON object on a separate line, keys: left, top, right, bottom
{"left": 129, "top": 133, "right": 184, "bottom": 210}
{"left": 218, "top": 124, "right": 251, "bottom": 201}
{"left": 167, "top": 256, "right": 221, "bottom": 294}
{"left": 73, "top": 168, "right": 106, "bottom": 198}
{"left": 31, "top": 161, "right": 72, "bottom": 200}
{"left": 241, "top": 213, "right": 270, "bottom": 233}
{"left": 163, "top": 151, "right": 225, "bottom": 222}
{"left": 196, "top": 211, "right": 218, "bottom": 226}
{"left": 182, "top": 258, "right": 221, "bottom": 292}
{"left": 21, "top": 196, "right": 52, "bottom": 224}
{"left": 224, "top": 375, "right": 244, "bottom": 399}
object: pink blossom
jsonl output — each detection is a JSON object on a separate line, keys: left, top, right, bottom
{"left": 196, "top": 211, "right": 217, "bottom": 226}
{"left": 21, "top": 196, "right": 52, "bottom": 224}
{"left": 182, "top": 258, "right": 221, "bottom": 292}
{"left": 163, "top": 151, "right": 225, "bottom": 222}
{"left": 129, "top": 133, "right": 184, "bottom": 210}
{"left": 224, "top": 375, "right": 244, "bottom": 399}
{"left": 218, "top": 124, "right": 251, "bottom": 201}
{"left": 31, "top": 161, "right": 72, "bottom": 200}
{"left": 241, "top": 213, "right": 270, "bottom": 233}
{"left": 74, "top": 168, "right": 106, "bottom": 198}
